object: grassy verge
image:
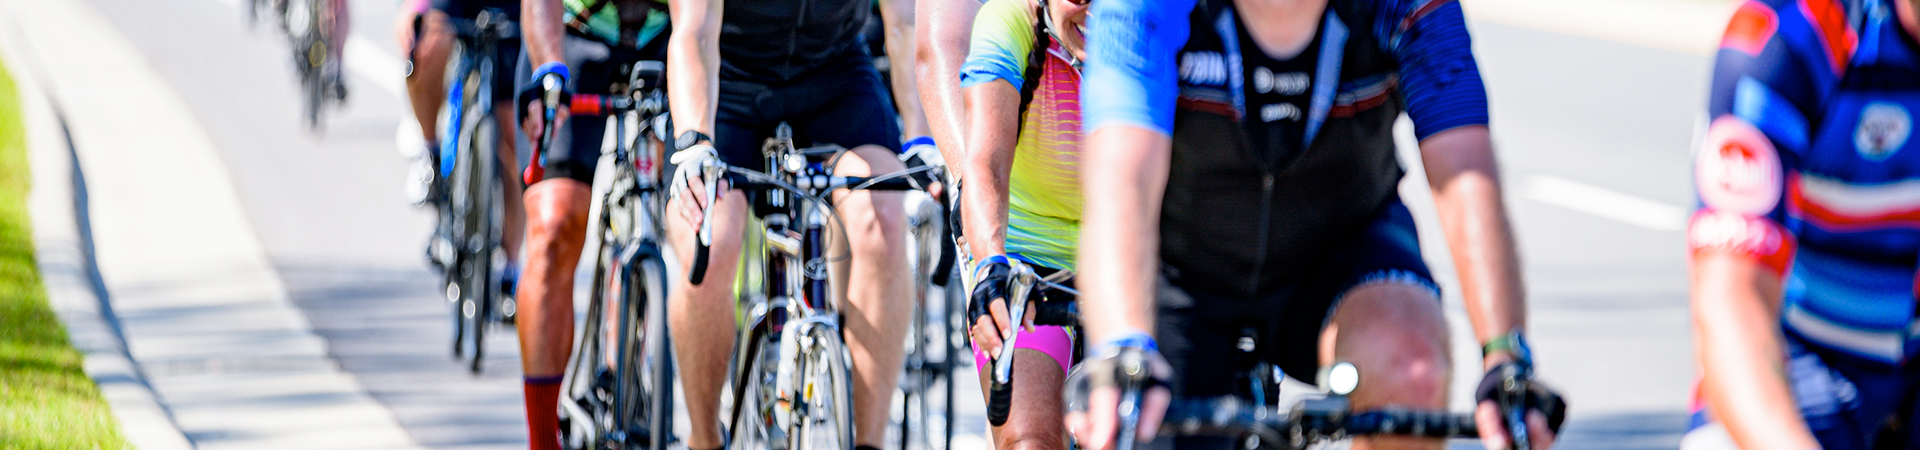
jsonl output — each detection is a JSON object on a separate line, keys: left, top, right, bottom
{"left": 0, "top": 51, "right": 132, "bottom": 449}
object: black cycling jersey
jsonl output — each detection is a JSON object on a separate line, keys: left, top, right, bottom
{"left": 1237, "top": 23, "right": 1321, "bottom": 166}
{"left": 1156, "top": 0, "right": 1487, "bottom": 299}
{"left": 720, "top": 0, "right": 875, "bottom": 84}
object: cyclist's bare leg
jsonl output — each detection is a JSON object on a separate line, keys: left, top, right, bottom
{"left": 825, "top": 144, "right": 913, "bottom": 448}
{"left": 492, "top": 103, "right": 525, "bottom": 262}
{"left": 405, "top": 11, "right": 453, "bottom": 143}
{"left": 975, "top": 350, "right": 1069, "bottom": 450}
{"left": 516, "top": 179, "right": 593, "bottom": 448}
{"left": 665, "top": 183, "right": 749, "bottom": 450}
{"left": 1318, "top": 282, "right": 1451, "bottom": 450}
{"left": 326, "top": 0, "right": 349, "bottom": 81}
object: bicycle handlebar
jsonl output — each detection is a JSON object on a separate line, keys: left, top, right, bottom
{"left": 986, "top": 267, "right": 1077, "bottom": 425}
{"left": 1158, "top": 396, "right": 1478, "bottom": 443}
{"left": 682, "top": 162, "right": 934, "bottom": 285}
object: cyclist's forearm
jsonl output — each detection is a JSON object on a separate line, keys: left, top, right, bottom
{"left": 879, "top": 0, "right": 930, "bottom": 138}
{"left": 961, "top": 82, "right": 1022, "bottom": 258}
{"left": 1693, "top": 253, "right": 1816, "bottom": 450}
{"left": 522, "top": 0, "right": 566, "bottom": 66}
{"left": 1077, "top": 126, "right": 1170, "bottom": 343}
{"left": 666, "top": 0, "right": 723, "bottom": 137}
{"left": 1418, "top": 126, "right": 1526, "bottom": 366}
{"left": 914, "top": 0, "right": 982, "bottom": 169}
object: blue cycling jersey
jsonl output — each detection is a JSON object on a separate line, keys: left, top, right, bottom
{"left": 1696, "top": 0, "right": 1920, "bottom": 363}
{"left": 1079, "top": 0, "right": 1486, "bottom": 140}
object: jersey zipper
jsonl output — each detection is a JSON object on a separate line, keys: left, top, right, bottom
{"left": 1245, "top": 172, "right": 1275, "bottom": 295}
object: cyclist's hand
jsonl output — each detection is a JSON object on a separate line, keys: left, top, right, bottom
{"left": 1064, "top": 335, "right": 1173, "bottom": 450}
{"left": 521, "top": 99, "right": 570, "bottom": 145}
{"left": 669, "top": 144, "right": 723, "bottom": 230}
{"left": 967, "top": 257, "right": 1033, "bottom": 355}
{"left": 1473, "top": 362, "right": 1567, "bottom": 450}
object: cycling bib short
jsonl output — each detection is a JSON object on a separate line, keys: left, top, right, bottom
{"left": 1683, "top": 0, "right": 1920, "bottom": 448}
{"left": 430, "top": 0, "right": 522, "bottom": 106}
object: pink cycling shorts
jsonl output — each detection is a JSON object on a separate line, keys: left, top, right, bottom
{"left": 972, "top": 324, "right": 1074, "bottom": 375}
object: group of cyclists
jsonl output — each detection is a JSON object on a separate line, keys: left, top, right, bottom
{"left": 360, "top": 0, "right": 1920, "bottom": 447}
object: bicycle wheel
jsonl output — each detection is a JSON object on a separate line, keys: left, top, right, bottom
{"left": 560, "top": 228, "right": 616, "bottom": 449}
{"left": 451, "top": 78, "right": 498, "bottom": 374}
{"left": 730, "top": 329, "right": 783, "bottom": 450}
{"left": 900, "top": 295, "right": 955, "bottom": 450}
{"left": 793, "top": 327, "right": 855, "bottom": 450}
{"left": 615, "top": 252, "right": 675, "bottom": 450}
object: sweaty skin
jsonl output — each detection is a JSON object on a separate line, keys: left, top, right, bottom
{"left": 915, "top": 0, "right": 985, "bottom": 171}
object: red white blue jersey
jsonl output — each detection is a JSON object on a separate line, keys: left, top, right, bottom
{"left": 1696, "top": 0, "right": 1920, "bottom": 363}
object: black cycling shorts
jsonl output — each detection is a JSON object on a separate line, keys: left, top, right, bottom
{"left": 1150, "top": 200, "right": 1439, "bottom": 447}
{"left": 521, "top": 32, "right": 670, "bottom": 184}
{"left": 712, "top": 49, "right": 902, "bottom": 173}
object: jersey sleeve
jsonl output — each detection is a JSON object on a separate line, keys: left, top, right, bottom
{"left": 1691, "top": 0, "right": 1818, "bottom": 277}
{"left": 1078, "top": 0, "right": 1195, "bottom": 136}
{"left": 958, "top": 0, "right": 1037, "bottom": 89}
{"left": 1378, "top": 0, "right": 1488, "bottom": 141}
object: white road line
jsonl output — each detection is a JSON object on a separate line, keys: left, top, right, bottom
{"left": 1521, "top": 175, "right": 1689, "bottom": 231}
{"left": 345, "top": 35, "right": 405, "bottom": 98}
{"left": 207, "top": 0, "right": 407, "bottom": 99}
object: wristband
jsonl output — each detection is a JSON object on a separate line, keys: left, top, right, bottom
{"left": 974, "top": 255, "right": 1011, "bottom": 278}
{"left": 904, "top": 136, "right": 937, "bottom": 153}
{"left": 1481, "top": 331, "right": 1533, "bottom": 365}
{"left": 1095, "top": 329, "right": 1158, "bottom": 356}
{"left": 531, "top": 62, "right": 570, "bottom": 85}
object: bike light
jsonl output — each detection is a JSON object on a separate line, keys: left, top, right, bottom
{"left": 1327, "top": 362, "right": 1359, "bottom": 396}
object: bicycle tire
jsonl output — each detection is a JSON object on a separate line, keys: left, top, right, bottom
{"left": 451, "top": 75, "right": 498, "bottom": 374}
{"left": 729, "top": 330, "right": 781, "bottom": 450}
{"left": 794, "top": 327, "right": 855, "bottom": 450}
{"left": 637, "top": 255, "right": 675, "bottom": 450}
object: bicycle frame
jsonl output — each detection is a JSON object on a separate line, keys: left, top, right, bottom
{"left": 555, "top": 61, "right": 676, "bottom": 450}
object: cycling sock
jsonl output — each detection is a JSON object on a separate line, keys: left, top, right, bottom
{"left": 856, "top": 445, "right": 882, "bottom": 450}
{"left": 524, "top": 375, "right": 564, "bottom": 450}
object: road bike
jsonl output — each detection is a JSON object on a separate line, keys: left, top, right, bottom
{"left": 895, "top": 148, "right": 961, "bottom": 450}
{"left": 682, "top": 124, "right": 936, "bottom": 450}
{"left": 430, "top": 8, "right": 517, "bottom": 374}
{"left": 987, "top": 265, "right": 1489, "bottom": 450}
{"left": 544, "top": 60, "right": 679, "bottom": 450}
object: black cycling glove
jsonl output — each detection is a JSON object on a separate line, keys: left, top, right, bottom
{"left": 968, "top": 256, "right": 1013, "bottom": 330}
{"left": 516, "top": 62, "right": 572, "bottom": 125}
{"left": 1474, "top": 361, "right": 1568, "bottom": 436}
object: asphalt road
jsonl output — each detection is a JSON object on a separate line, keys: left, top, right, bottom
{"left": 71, "top": 0, "right": 1715, "bottom": 448}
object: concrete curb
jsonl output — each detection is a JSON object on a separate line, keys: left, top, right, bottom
{"left": 0, "top": 0, "right": 424, "bottom": 448}
{"left": 0, "top": 12, "right": 197, "bottom": 450}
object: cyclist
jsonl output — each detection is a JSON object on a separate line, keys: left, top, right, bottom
{"left": 396, "top": 0, "right": 526, "bottom": 294}
{"left": 916, "top": 0, "right": 988, "bottom": 170}
{"left": 658, "top": 0, "right": 924, "bottom": 448}
{"left": 955, "top": 0, "right": 1090, "bottom": 448}
{"left": 510, "top": 0, "right": 670, "bottom": 447}
{"left": 1681, "top": 0, "right": 1920, "bottom": 448}
{"left": 1063, "top": 0, "right": 1565, "bottom": 449}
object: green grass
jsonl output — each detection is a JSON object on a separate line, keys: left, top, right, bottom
{"left": 0, "top": 52, "right": 132, "bottom": 449}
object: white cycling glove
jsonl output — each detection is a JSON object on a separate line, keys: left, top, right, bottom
{"left": 669, "top": 143, "right": 719, "bottom": 201}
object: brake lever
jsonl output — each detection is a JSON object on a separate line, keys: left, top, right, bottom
{"left": 1500, "top": 363, "right": 1533, "bottom": 450}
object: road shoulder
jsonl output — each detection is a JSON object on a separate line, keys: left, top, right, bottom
{"left": 0, "top": 0, "right": 423, "bottom": 448}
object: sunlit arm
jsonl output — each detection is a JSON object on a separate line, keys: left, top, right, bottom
{"left": 1417, "top": 126, "right": 1527, "bottom": 367}
{"left": 522, "top": 0, "right": 566, "bottom": 66}
{"left": 1076, "top": 126, "right": 1170, "bottom": 343}
{"left": 914, "top": 0, "right": 984, "bottom": 168}
{"left": 961, "top": 81, "right": 1023, "bottom": 257}
{"left": 1693, "top": 253, "right": 1817, "bottom": 450}
{"left": 880, "top": 0, "right": 930, "bottom": 138}
{"left": 667, "top": 0, "right": 723, "bottom": 138}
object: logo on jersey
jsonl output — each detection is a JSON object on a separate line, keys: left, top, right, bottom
{"left": 1179, "top": 51, "right": 1228, "bottom": 87}
{"left": 1698, "top": 116, "right": 1783, "bottom": 215}
{"left": 1261, "top": 103, "right": 1302, "bottom": 122}
{"left": 1854, "top": 102, "right": 1911, "bottom": 161}
{"left": 1252, "top": 67, "right": 1308, "bottom": 96}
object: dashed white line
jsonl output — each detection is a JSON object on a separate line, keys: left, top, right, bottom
{"left": 1521, "top": 175, "right": 1689, "bottom": 231}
